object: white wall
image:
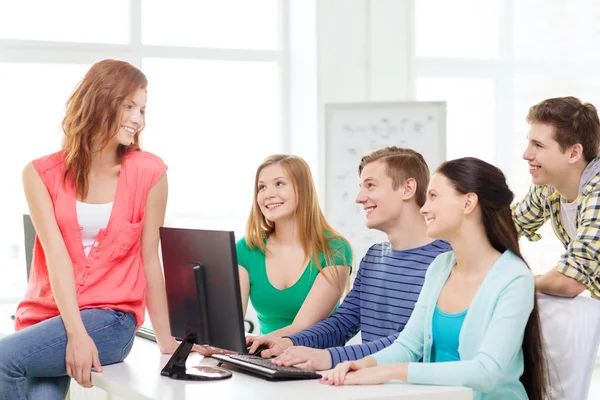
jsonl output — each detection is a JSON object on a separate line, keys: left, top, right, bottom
{"left": 318, "top": 0, "right": 411, "bottom": 103}
{"left": 293, "top": 0, "right": 564, "bottom": 275}
{"left": 289, "top": 0, "right": 413, "bottom": 192}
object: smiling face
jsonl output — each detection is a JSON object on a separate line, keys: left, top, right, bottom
{"left": 355, "top": 160, "right": 408, "bottom": 233}
{"left": 420, "top": 173, "right": 466, "bottom": 241}
{"left": 523, "top": 123, "right": 572, "bottom": 187}
{"left": 256, "top": 163, "right": 298, "bottom": 224}
{"left": 114, "top": 87, "right": 146, "bottom": 147}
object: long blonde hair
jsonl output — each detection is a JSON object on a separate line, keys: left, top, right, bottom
{"left": 245, "top": 154, "right": 351, "bottom": 288}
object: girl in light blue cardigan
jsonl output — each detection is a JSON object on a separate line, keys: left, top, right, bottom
{"left": 321, "top": 157, "right": 548, "bottom": 400}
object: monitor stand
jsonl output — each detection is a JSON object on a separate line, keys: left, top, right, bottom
{"left": 160, "top": 263, "right": 233, "bottom": 381}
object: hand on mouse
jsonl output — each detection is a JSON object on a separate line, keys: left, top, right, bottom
{"left": 246, "top": 335, "right": 293, "bottom": 358}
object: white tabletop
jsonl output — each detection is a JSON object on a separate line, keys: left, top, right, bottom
{"left": 0, "top": 305, "right": 472, "bottom": 400}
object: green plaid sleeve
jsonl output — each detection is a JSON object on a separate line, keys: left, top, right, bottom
{"left": 511, "top": 184, "right": 551, "bottom": 242}
{"left": 557, "top": 190, "right": 600, "bottom": 298}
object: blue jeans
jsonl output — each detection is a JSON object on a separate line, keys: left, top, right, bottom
{"left": 0, "top": 308, "right": 136, "bottom": 400}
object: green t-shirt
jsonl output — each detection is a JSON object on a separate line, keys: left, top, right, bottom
{"left": 236, "top": 236, "right": 353, "bottom": 334}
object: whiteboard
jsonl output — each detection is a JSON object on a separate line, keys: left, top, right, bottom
{"left": 324, "top": 101, "right": 446, "bottom": 261}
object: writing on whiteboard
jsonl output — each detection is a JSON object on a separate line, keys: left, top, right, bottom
{"left": 325, "top": 102, "right": 446, "bottom": 260}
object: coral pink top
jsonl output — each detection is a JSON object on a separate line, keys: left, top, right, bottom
{"left": 15, "top": 150, "right": 167, "bottom": 331}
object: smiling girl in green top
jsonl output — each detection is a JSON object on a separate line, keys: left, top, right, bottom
{"left": 237, "top": 154, "right": 352, "bottom": 335}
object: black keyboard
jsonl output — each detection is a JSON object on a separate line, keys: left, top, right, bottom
{"left": 212, "top": 354, "right": 321, "bottom": 380}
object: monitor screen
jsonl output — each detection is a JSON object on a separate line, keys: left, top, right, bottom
{"left": 160, "top": 227, "right": 246, "bottom": 354}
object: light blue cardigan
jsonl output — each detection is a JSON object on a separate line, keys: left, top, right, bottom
{"left": 372, "top": 250, "right": 535, "bottom": 400}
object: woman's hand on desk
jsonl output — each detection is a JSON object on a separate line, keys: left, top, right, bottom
{"left": 194, "top": 345, "right": 236, "bottom": 357}
{"left": 319, "top": 357, "right": 400, "bottom": 386}
{"left": 273, "top": 346, "right": 331, "bottom": 370}
{"left": 320, "top": 360, "right": 361, "bottom": 385}
{"left": 328, "top": 365, "right": 396, "bottom": 385}
{"left": 158, "top": 337, "right": 206, "bottom": 355}
{"left": 158, "top": 337, "right": 180, "bottom": 354}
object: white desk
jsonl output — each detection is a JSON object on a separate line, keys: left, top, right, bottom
{"left": 0, "top": 305, "right": 472, "bottom": 400}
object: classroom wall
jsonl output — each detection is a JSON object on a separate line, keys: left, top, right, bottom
{"left": 301, "top": 0, "right": 564, "bottom": 273}
{"left": 289, "top": 0, "right": 413, "bottom": 191}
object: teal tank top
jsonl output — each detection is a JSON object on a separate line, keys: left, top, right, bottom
{"left": 431, "top": 305, "right": 468, "bottom": 362}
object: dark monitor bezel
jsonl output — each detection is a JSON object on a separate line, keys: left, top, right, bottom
{"left": 160, "top": 227, "right": 247, "bottom": 354}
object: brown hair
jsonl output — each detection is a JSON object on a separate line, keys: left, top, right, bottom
{"left": 358, "top": 146, "right": 430, "bottom": 207}
{"left": 62, "top": 59, "right": 148, "bottom": 199}
{"left": 527, "top": 96, "right": 600, "bottom": 162}
{"left": 437, "top": 157, "right": 548, "bottom": 400}
{"left": 245, "top": 154, "right": 351, "bottom": 289}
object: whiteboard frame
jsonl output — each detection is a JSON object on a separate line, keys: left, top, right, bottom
{"left": 321, "top": 100, "right": 446, "bottom": 228}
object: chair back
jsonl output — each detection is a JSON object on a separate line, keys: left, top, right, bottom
{"left": 538, "top": 293, "right": 600, "bottom": 399}
{"left": 23, "top": 214, "right": 36, "bottom": 280}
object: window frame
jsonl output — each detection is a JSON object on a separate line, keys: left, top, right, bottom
{"left": 410, "top": 0, "right": 600, "bottom": 276}
{"left": 412, "top": 0, "right": 600, "bottom": 186}
{"left": 0, "top": 0, "right": 290, "bottom": 315}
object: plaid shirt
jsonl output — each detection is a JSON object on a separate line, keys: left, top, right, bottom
{"left": 511, "top": 175, "right": 600, "bottom": 298}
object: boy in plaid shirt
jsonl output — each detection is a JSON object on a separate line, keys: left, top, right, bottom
{"left": 512, "top": 96, "right": 600, "bottom": 298}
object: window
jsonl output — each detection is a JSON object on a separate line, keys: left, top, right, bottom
{"left": 513, "top": 0, "right": 600, "bottom": 62}
{"left": 0, "top": 1, "right": 129, "bottom": 44}
{"left": 0, "top": 0, "right": 285, "bottom": 340}
{"left": 416, "top": 77, "right": 496, "bottom": 163}
{"left": 0, "top": 63, "right": 90, "bottom": 300}
{"left": 415, "top": 0, "right": 500, "bottom": 59}
{"left": 142, "top": 57, "right": 282, "bottom": 233}
{"left": 142, "top": 0, "right": 279, "bottom": 50}
{"left": 414, "top": 0, "right": 600, "bottom": 274}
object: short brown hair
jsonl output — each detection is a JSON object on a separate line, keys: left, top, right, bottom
{"left": 527, "top": 96, "right": 600, "bottom": 162}
{"left": 358, "top": 147, "right": 430, "bottom": 207}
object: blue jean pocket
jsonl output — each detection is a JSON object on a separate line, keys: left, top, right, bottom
{"left": 84, "top": 309, "right": 136, "bottom": 367}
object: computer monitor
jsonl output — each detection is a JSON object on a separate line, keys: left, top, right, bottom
{"left": 159, "top": 227, "right": 246, "bottom": 381}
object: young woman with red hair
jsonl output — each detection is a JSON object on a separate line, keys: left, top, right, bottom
{"left": 0, "top": 59, "right": 180, "bottom": 400}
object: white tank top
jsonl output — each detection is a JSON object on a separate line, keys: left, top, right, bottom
{"left": 76, "top": 201, "right": 113, "bottom": 256}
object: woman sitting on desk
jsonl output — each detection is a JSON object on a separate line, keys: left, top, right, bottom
{"left": 0, "top": 59, "right": 183, "bottom": 400}
{"left": 238, "top": 154, "right": 352, "bottom": 336}
{"left": 321, "top": 158, "right": 548, "bottom": 400}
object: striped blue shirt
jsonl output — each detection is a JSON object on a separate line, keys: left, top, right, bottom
{"left": 286, "top": 240, "right": 451, "bottom": 366}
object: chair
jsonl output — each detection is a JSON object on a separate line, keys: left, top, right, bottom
{"left": 23, "top": 214, "right": 35, "bottom": 281}
{"left": 537, "top": 293, "right": 600, "bottom": 399}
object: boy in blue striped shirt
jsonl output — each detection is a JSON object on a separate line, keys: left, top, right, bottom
{"left": 247, "top": 147, "right": 451, "bottom": 370}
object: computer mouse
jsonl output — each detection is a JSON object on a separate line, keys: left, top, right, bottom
{"left": 248, "top": 343, "right": 271, "bottom": 357}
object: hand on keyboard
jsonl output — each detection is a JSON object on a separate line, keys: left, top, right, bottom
{"left": 246, "top": 334, "right": 293, "bottom": 358}
{"left": 273, "top": 346, "right": 331, "bottom": 370}
{"left": 229, "top": 355, "right": 321, "bottom": 377}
